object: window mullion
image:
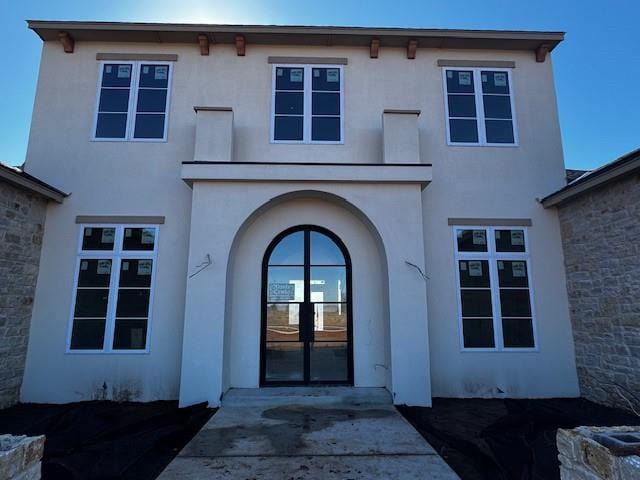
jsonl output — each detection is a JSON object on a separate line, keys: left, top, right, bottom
{"left": 127, "top": 62, "right": 140, "bottom": 140}
{"left": 103, "top": 227, "right": 123, "bottom": 351}
{"left": 474, "top": 69, "right": 487, "bottom": 145}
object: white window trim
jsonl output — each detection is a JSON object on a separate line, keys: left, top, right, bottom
{"left": 92, "top": 61, "right": 173, "bottom": 143}
{"left": 442, "top": 67, "right": 519, "bottom": 147}
{"left": 270, "top": 64, "right": 345, "bottom": 145}
{"left": 452, "top": 226, "right": 539, "bottom": 352}
{"left": 65, "top": 224, "right": 159, "bottom": 354}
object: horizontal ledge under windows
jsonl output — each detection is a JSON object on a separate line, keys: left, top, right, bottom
{"left": 268, "top": 56, "right": 348, "bottom": 65}
{"left": 96, "top": 53, "right": 179, "bottom": 62}
{"left": 438, "top": 59, "right": 516, "bottom": 68}
{"left": 448, "top": 218, "right": 532, "bottom": 227}
{"left": 75, "top": 215, "right": 165, "bottom": 225}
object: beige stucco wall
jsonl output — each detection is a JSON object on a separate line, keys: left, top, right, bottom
{"left": 20, "top": 38, "right": 578, "bottom": 403}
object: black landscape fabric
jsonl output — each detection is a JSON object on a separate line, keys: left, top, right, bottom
{"left": 0, "top": 400, "right": 214, "bottom": 480}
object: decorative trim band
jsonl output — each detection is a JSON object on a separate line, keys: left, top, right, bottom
{"left": 96, "top": 53, "right": 178, "bottom": 61}
{"left": 268, "top": 56, "right": 348, "bottom": 65}
{"left": 75, "top": 215, "right": 166, "bottom": 224}
{"left": 437, "top": 59, "right": 515, "bottom": 68}
{"left": 448, "top": 218, "right": 532, "bottom": 227}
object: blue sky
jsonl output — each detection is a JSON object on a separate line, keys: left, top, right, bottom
{"left": 1, "top": 0, "right": 638, "bottom": 169}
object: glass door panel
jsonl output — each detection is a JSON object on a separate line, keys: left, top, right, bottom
{"left": 265, "top": 342, "right": 304, "bottom": 382}
{"left": 310, "top": 342, "right": 349, "bottom": 382}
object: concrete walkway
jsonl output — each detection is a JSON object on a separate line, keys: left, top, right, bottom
{"left": 159, "top": 387, "right": 459, "bottom": 479}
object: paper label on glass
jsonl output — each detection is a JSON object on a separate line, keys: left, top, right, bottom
{"left": 472, "top": 230, "right": 486, "bottom": 245}
{"left": 81, "top": 261, "right": 88, "bottom": 271}
{"left": 105, "top": 66, "right": 112, "bottom": 74}
{"left": 84, "top": 228, "right": 92, "bottom": 237}
{"left": 117, "top": 65, "right": 131, "bottom": 78}
{"left": 468, "top": 261, "right": 483, "bottom": 277}
{"left": 125, "top": 228, "right": 132, "bottom": 238}
{"left": 326, "top": 69, "right": 339, "bottom": 82}
{"left": 313, "top": 70, "right": 320, "bottom": 77}
{"left": 97, "top": 260, "right": 111, "bottom": 275}
{"left": 290, "top": 69, "right": 303, "bottom": 83}
{"left": 142, "top": 66, "right": 149, "bottom": 74}
{"left": 481, "top": 73, "right": 487, "bottom": 82}
{"left": 459, "top": 72, "right": 472, "bottom": 85}
{"left": 101, "top": 229, "right": 115, "bottom": 244}
{"left": 498, "top": 260, "right": 504, "bottom": 270}
{"left": 494, "top": 73, "right": 507, "bottom": 87}
{"left": 154, "top": 66, "right": 168, "bottom": 80}
{"left": 141, "top": 229, "right": 154, "bottom": 244}
{"left": 511, "top": 230, "right": 524, "bottom": 246}
{"left": 122, "top": 261, "right": 129, "bottom": 271}
{"left": 137, "top": 260, "right": 152, "bottom": 276}
{"left": 495, "top": 231, "right": 501, "bottom": 239}
{"left": 276, "top": 68, "right": 283, "bottom": 77}
{"left": 447, "top": 70, "right": 453, "bottom": 78}
{"left": 512, "top": 261, "right": 526, "bottom": 277}
{"left": 460, "top": 261, "right": 467, "bottom": 271}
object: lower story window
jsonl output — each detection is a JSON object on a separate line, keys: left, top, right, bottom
{"left": 68, "top": 225, "right": 158, "bottom": 352}
{"left": 454, "top": 226, "right": 536, "bottom": 350}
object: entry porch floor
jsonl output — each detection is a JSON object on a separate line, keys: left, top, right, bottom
{"left": 159, "top": 387, "right": 459, "bottom": 479}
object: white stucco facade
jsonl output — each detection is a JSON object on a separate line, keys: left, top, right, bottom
{"left": 18, "top": 22, "right": 579, "bottom": 406}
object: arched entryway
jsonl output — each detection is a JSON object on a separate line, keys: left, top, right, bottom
{"left": 260, "top": 225, "right": 353, "bottom": 385}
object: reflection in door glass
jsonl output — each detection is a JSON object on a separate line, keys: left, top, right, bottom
{"left": 310, "top": 231, "right": 345, "bottom": 265}
{"left": 267, "top": 267, "right": 304, "bottom": 302}
{"left": 269, "top": 231, "right": 304, "bottom": 265}
{"left": 265, "top": 342, "right": 304, "bottom": 381}
{"left": 310, "top": 266, "right": 347, "bottom": 302}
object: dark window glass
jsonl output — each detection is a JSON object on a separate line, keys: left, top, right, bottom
{"left": 133, "top": 114, "right": 165, "bottom": 139}
{"left": 98, "top": 89, "right": 130, "bottom": 112}
{"left": 456, "top": 229, "right": 488, "bottom": 252}
{"left": 461, "top": 290, "right": 493, "bottom": 317}
{"left": 136, "top": 89, "right": 168, "bottom": 113}
{"left": 458, "top": 260, "right": 490, "bottom": 288}
{"left": 275, "top": 92, "right": 304, "bottom": 115}
{"left": 70, "top": 319, "right": 106, "bottom": 349}
{"left": 274, "top": 116, "right": 303, "bottom": 141}
{"left": 499, "top": 289, "right": 531, "bottom": 317}
{"left": 78, "top": 259, "right": 112, "bottom": 287}
{"left": 138, "top": 64, "right": 169, "bottom": 88}
{"left": 312, "top": 93, "right": 340, "bottom": 115}
{"left": 483, "top": 95, "right": 512, "bottom": 119}
{"left": 115, "top": 289, "right": 150, "bottom": 317}
{"left": 495, "top": 230, "right": 525, "bottom": 252}
{"left": 312, "top": 68, "right": 340, "bottom": 91}
{"left": 313, "top": 304, "right": 347, "bottom": 342}
{"left": 485, "top": 120, "right": 515, "bottom": 144}
{"left": 310, "top": 231, "right": 345, "bottom": 265}
{"left": 119, "top": 259, "right": 153, "bottom": 287}
{"left": 275, "top": 67, "right": 304, "bottom": 90}
{"left": 446, "top": 70, "right": 475, "bottom": 93}
{"left": 310, "top": 267, "right": 347, "bottom": 302}
{"left": 449, "top": 119, "right": 478, "bottom": 143}
{"left": 502, "top": 318, "right": 534, "bottom": 348}
{"left": 269, "top": 232, "right": 304, "bottom": 265}
{"left": 266, "top": 304, "right": 300, "bottom": 341}
{"left": 264, "top": 342, "right": 304, "bottom": 381}
{"left": 312, "top": 117, "right": 340, "bottom": 141}
{"left": 310, "top": 342, "right": 348, "bottom": 381}
{"left": 74, "top": 290, "right": 109, "bottom": 317}
{"left": 113, "top": 318, "right": 148, "bottom": 349}
{"left": 101, "top": 64, "right": 133, "bottom": 87}
{"left": 123, "top": 228, "right": 156, "bottom": 251}
{"left": 497, "top": 261, "right": 529, "bottom": 288}
{"left": 481, "top": 71, "right": 510, "bottom": 94}
{"left": 267, "top": 267, "right": 304, "bottom": 302}
{"left": 462, "top": 319, "right": 495, "bottom": 348}
{"left": 96, "top": 114, "right": 128, "bottom": 139}
{"left": 448, "top": 95, "right": 476, "bottom": 118}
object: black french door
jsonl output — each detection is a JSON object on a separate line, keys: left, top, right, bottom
{"left": 260, "top": 226, "right": 353, "bottom": 385}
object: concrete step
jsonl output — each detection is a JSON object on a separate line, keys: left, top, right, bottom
{"left": 221, "top": 387, "right": 392, "bottom": 408}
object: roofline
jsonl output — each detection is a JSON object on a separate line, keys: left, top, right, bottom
{"left": 0, "top": 163, "right": 67, "bottom": 203}
{"left": 26, "top": 20, "right": 564, "bottom": 53}
{"left": 541, "top": 148, "right": 640, "bottom": 208}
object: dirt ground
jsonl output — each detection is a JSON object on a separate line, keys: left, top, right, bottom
{"left": 0, "top": 400, "right": 215, "bottom": 480}
{"left": 398, "top": 398, "right": 638, "bottom": 480}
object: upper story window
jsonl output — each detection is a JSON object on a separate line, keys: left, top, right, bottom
{"left": 443, "top": 68, "right": 517, "bottom": 146}
{"left": 93, "top": 62, "right": 172, "bottom": 141}
{"left": 271, "top": 65, "right": 344, "bottom": 144}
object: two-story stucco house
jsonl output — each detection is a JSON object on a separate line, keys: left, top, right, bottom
{"left": 18, "top": 21, "right": 580, "bottom": 407}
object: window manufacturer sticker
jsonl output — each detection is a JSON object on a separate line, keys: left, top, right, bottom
{"left": 143, "top": 66, "right": 149, "bottom": 74}
{"left": 468, "top": 261, "right": 483, "bottom": 277}
{"left": 447, "top": 70, "right": 453, "bottom": 78}
{"left": 458, "top": 72, "right": 472, "bottom": 85}
{"left": 141, "top": 229, "right": 155, "bottom": 244}
{"left": 494, "top": 73, "right": 507, "bottom": 87}
{"left": 313, "top": 70, "right": 320, "bottom": 77}
{"left": 290, "top": 69, "right": 303, "bottom": 83}
{"left": 512, "top": 261, "right": 526, "bottom": 277}
{"left": 125, "top": 228, "right": 132, "bottom": 238}
{"left": 117, "top": 65, "right": 131, "bottom": 78}
{"left": 85, "top": 228, "right": 92, "bottom": 237}
{"left": 472, "top": 230, "right": 486, "bottom": 245}
{"left": 137, "top": 260, "right": 152, "bottom": 276}
{"left": 122, "top": 261, "right": 129, "bottom": 271}
{"left": 81, "top": 261, "right": 88, "bottom": 271}
{"left": 495, "top": 231, "right": 501, "bottom": 239}
{"left": 154, "top": 66, "right": 168, "bottom": 80}
{"left": 498, "top": 260, "right": 504, "bottom": 270}
{"left": 460, "top": 261, "right": 467, "bottom": 271}
{"left": 276, "top": 68, "right": 283, "bottom": 77}
{"left": 105, "top": 66, "right": 112, "bottom": 74}
{"left": 326, "top": 69, "right": 339, "bottom": 82}
{"left": 97, "top": 260, "right": 111, "bottom": 275}
{"left": 101, "top": 229, "right": 115, "bottom": 244}
{"left": 481, "top": 73, "right": 488, "bottom": 82}
{"left": 511, "top": 230, "right": 524, "bottom": 246}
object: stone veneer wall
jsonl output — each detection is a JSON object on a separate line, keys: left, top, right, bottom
{"left": 557, "top": 173, "right": 640, "bottom": 410}
{"left": 0, "top": 181, "right": 48, "bottom": 408}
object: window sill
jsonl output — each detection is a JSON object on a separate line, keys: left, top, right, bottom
{"left": 270, "top": 140, "right": 344, "bottom": 145}
{"left": 460, "top": 347, "right": 539, "bottom": 353}
{"left": 65, "top": 349, "right": 150, "bottom": 355}
{"left": 447, "top": 142, "right": 519, "bottom": 148}
{"left": 91, "top": 138, "right": 168, "bottom": 143}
